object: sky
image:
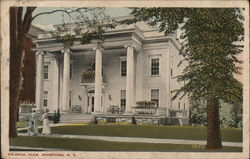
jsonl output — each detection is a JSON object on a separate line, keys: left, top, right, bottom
{"left": 32, "top": 7, "right": 132, "bottom": 30}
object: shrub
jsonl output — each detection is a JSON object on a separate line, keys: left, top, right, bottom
{"left": 132, "top": 116, "right": 137, "bottom": 125}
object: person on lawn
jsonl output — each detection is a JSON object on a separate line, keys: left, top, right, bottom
{"left": 41, "top": 109, "right": 51, "bottom": 135}
{"left": 28, "top": 109, "right": 38, "bottom": 136}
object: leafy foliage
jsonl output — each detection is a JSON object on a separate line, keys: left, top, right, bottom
{"left": 128, "top": 8, "right": 244, "bottom": 104}
{"left": 136, "top": 100, "right": 157, "bottom": 107}
{"left": 189, "top": 100, "right": 207, "bottom": 126}
{"left": 51, "top": 8, "right": 116, "bottom": 48}
{"left": 220, "top": 101, "right": 242, "bottom": 128}
{"left": 189, "top": 100, "right": 242, "bottom": 128}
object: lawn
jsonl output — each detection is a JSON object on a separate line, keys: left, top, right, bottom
{"left": 47, "top": 124, "right": 242, "bottom": 142}
{"left": 17, "top": 121, "right": 43, "bottom": 128}
{"left": 10, "top": 136, "right": 242, "bottom": 152}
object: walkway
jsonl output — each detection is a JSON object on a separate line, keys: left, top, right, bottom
{"left": 18, "top": 133, "right": 242, "bottom": 147}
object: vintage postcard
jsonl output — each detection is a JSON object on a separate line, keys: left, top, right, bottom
{"left": 1, "top": 0, "right": 249, "bottom": 158}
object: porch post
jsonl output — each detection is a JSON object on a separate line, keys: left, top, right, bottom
{"left": 35, "top": 50, "right": 45, "bottom": 112}
{"left": 124, "top": 44, "right": 135, "bottom": 114}
{"left": 62, "top": 48, "right": 71, "bottom": 112}
{"left": 93, "top": 44, "right": 103, "bottom": 114}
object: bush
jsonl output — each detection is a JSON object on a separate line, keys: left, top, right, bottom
{"left": 132, "top": 116, "right": 137, "bottom": 125}
{"left": 189, "top": 100, "right": 207, "bottom": 126}
{"left": 91, "top": 116, "right": 98, "bottom": 124}
{"left": 53, "top": 109, "right": 61, "bottom": 124}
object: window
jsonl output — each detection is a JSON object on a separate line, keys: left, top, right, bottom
{"left": 184, "top": 103, "right": 186, "bottom": 110}
{"left": 178, "top": 102, "right": 181, "bottom": 110}
{"left": 44, "top": 65, "right": 49, "bottom": 79}
{"left": 151, "top": 89, "right": 159, "bottom": 107}
{"left": 151, "top": 58, "right": 159, "bottom": 75}
{"left": 171, "top": 69, "right": 173, "bottom": 77}
{"left": 121, "top": 60, "right": 127, "bottom": 76}
{"left": 70, "top": 64, "right": 73, "bottom": 79}
{"left": 43, "top": 91, "right": 48, "bottom": 107}
{"left": 120, "top": 90, "right": 126, "bottom": 108}
{"left": 69, "top": 91, "right": 72, "bottom": 107}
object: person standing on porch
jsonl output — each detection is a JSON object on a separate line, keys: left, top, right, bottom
{"left": 40, "top": 109, "right": 51, "bottom": 135}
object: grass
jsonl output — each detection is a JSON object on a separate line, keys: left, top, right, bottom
{"left": 17, "top": 121, "right": 42, "bottom": 128}
{"left": 47, "top": 124, "right": 242, "bottom": 142}
{"left": 10, "top": 136, "right": 242, "bottom": 152}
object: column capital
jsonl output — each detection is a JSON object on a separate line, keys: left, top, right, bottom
{"left": 93, "top": 44, "right": 104, "bottom": 52}
{"left": 124, "top": 43, "right": 136, "bottom": 49}
{"left": 36, "top": 50, "right": 46, "bottom": 56}
{"left": 61, "top": 48, "right": 72, "bottom": 54}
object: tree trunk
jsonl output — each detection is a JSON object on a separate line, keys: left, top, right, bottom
{"left": 206, "top": 98, "right": 222, "bottom": 149}
{"left": 9, "top": 7, "right": 19, "bottom": 138}
{"left": 9, "top": 7, "right": 35, "bottom": 138}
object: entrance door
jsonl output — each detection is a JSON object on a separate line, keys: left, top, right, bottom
{"left": 91, "top": 96, "right": 94, "bottom": 112}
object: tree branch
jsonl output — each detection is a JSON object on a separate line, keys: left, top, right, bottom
{"left": 31, "top": 8, "right": 88, "bottom": 22}
{"left": 22, "top": 7, "right": 36, "bottom": 33}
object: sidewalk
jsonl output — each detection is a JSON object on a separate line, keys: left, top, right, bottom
{"left": 18, "top": 133, "right": 242, "bottom": 147}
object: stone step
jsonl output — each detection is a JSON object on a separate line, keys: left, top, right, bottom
{"left": 59, "top": 114, "right": 94, "bottom": 123}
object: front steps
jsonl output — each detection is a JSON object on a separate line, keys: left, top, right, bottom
{"left": 59, "top": 113, "right": 94, "bottom": 124}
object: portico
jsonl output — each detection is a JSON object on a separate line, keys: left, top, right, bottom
{"left": 35, "top": 33, "right": 140, "bottom": 115}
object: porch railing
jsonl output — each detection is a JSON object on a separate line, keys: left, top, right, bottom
{"left": 107, "top": 105, "right": 125, "bottom": 115}
{"left": 69, "top": 105, "right": 82, "bottom": 113}
{"left": 131, "top": 106, "right": 167, "bottom": 115}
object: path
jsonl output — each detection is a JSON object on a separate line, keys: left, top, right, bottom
{"left": 18, "top": 133, "right": 242, "bottom": 147}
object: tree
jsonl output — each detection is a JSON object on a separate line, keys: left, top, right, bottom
{"left": 9, "top": 7, "right": 113, "bottom": 138}
{"left": 10, "top": 7, "right": 36, "bottom": 138}
{"left": 127, "top": 8, "right": 244, "bottom": 149}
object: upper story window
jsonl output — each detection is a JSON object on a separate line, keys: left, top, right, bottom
{"left": 151, "top": 58, "right": 159, "bottom": 76}
{"left": 43, "top": 91, "right": 48, "bottom": 107}
{"left": 120, "top": 60, "right": 127, "bottom": 76}
{"left": 151, "top": 89, "right": 159, "bottom": 107}
{"left": 44, "top": 65, "right": 49, "bottom": 80}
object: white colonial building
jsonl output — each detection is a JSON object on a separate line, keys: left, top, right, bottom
{"left": 33, "top": 21, "right": 189, "bottom": 124}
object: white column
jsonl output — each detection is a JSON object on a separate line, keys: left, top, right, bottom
{"left": 35, "top": 50, "right": 45, "bottom": 111}
{"left": 62, "top": 48, "right": 71, "bottom": 112}
{"left": 93, "top": 45, "right": 103, "bottom": 114}
{"left": 124, "top": 44, "right": 135, "bottom": 114}
{"left": 52, "top": 58, "right": 59, "bottom": 112}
